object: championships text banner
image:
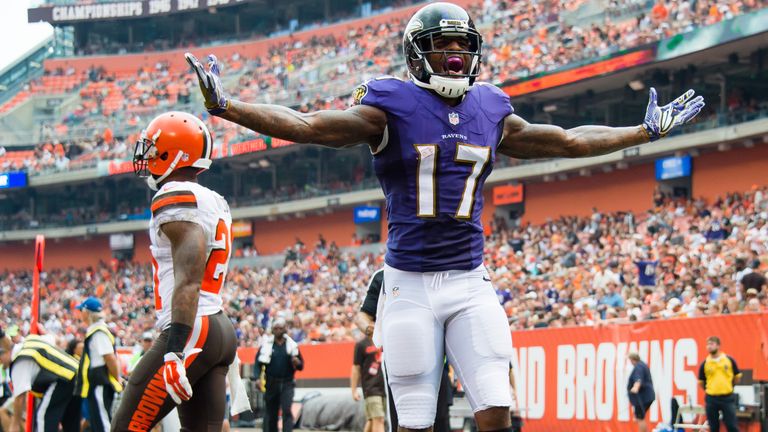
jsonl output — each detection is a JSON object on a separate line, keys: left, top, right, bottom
{"left": 29, "top": 0, "right": 250, "bottom": 24}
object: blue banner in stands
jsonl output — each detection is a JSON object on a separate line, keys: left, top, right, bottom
{"left": 354, "top": 206, "right": 380, "bottom": 224}
{"left": 655, "top": 155, "right": 691, "bottom": 180}
{"left": 0, "top": 172, "right": 27, "bottom": 189}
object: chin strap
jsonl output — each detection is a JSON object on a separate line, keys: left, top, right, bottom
{"left": 147, "top": 151, "right": 186, "bottom": 191}
{"left": 409, "top": 51, "right": 479, "bottom": 98}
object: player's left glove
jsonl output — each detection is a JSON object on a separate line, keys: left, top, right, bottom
{"left": 642, "top": 87, "right": 705, "bottom": 141}
{"left": 163, "top": 348, "right": 202, "bottom": 404}
{"left": 185, "top": 53, "right": 230, "bottom": 115}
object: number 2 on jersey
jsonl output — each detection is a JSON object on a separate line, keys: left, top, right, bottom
{"left": 415, "top": 143, "right": 491, "bottom": 218}
{"left": 201, "top": 218, "right": 231, "bottom": 295}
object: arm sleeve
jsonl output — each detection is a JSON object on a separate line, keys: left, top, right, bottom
{"left": 360, "top": 269, "right": 383, "bottom": 318}
{"left": 91, "top": 332, "right": 114, "bottom": 358}
{"left": 627, "top": 367, "right": 640, "bottom": 391}
{"left": 476, "top": 82, "right": 514, "bottom": 124}
{"left": 353, "top": 342, "right": 363, "bottom": 366}
{"left": 729, "top": 356, "right": 742, "bottom": 376}
{"left": 151, "top": 187, "right": 203, "bottom": 229}
{"left": 353, "top": 77, "right": 415, "bottom": 118}
{"left": 698, "top": 361, "right": 706, "bottom": 384}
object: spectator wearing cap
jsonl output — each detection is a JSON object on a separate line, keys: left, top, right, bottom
{"left": 627, "top": 352, "right": 655, "bottom": 432}
{"left": 74, "top": 297, "right": 121, "bottom": 432}
{"left": 256, "top": 318, "right": 304, "bottom": 432}
{"left": 699, "top": 336, "right": 741, "bottom": 432}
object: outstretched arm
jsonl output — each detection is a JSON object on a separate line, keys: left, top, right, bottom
{"left": 499, "top": 115, "right": 648, "bottom": 159}
{"left": 499, "top": 87, "right": 704, "bottom": 159}
{"left": 186, "top": 53, "right": 387, "bottom": 149}
{"left": 221, "top": 100, "right": 387, "bottom": 149}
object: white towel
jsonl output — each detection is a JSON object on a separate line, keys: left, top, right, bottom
{"left": 227, "top": 355, "right": 252, "bottom": 416}
{"left": 257, "top": 335, "right": 299, "bottom": 364}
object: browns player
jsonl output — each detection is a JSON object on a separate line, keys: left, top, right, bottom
{"left": 111, "top": 111, "right": 237, "bottom": 432}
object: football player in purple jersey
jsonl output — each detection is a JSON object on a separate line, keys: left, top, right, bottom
{"left": 186, "top": 3, "right": 703, "bottom": 430}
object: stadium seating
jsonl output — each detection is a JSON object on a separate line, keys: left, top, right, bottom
{"left": 0, "top": 186, "right": 765, "bottom": 348}
{"left": 0, "top": 74, "right": 86, "bottom": 114}
{"left": 1, "top": 0, "right": 764, "bottom": 176}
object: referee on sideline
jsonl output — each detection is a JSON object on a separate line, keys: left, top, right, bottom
{"left": 698, "top": 336, "right": 741, "bottom": 432}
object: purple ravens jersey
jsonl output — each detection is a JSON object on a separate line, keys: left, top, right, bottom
{"left": 357, "top": 77, "right": 513, "bottom": 272}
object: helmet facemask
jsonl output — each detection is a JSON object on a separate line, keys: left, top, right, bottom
{"left": 405, "top": 20, "right": 482, "bottom": 98}
{"left": 133, "top": 130, "right": 160, "bottom": 179}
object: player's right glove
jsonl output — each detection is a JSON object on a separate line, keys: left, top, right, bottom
{"left": 163, "top": 348, "right": 202, "bottom": 404}
{"left": 185, "top": 53, "right": 230, "bottom": 115}
{"left": 642, "top": 87, "right": 705, "bottom": 141}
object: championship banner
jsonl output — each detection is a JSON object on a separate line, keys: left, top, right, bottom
{"left": 28, "top": 0, "right": 254, "bottom": 24}
{"left": 510, "top": 313, "right": 768, "bottom": 431}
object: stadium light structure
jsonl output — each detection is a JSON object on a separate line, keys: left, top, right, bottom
{"left": 543, "top": 104, "right": 557, "bottom": 113}
{"left": 628, "top": 80, "right": 645, "bottom": 91}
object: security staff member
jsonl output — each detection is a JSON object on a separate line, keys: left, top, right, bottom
{"left": 698, "top": 336, "right": 741, "bottom": 432}
{"left": 0, "top": 334, "right": 80, "bottom": 432}
{"left": 75, "top": 297, "right": 122, "bottom": 432}
{"left": 256, "top": 318, "right": 304, "bottom": 432}
{"left": 356, "top": 269, "right": 453, "bottom": 432}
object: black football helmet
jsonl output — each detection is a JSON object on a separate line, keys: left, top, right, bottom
{"left": 402, "top": 2, "right": 483, "bottom": 98}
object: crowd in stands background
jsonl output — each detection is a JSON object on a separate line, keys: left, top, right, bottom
{"left": 2, "top": 0, "right": 765, "bottom": 176}
{"left": 0, "top": 186, "right": 766, "bottom": 353}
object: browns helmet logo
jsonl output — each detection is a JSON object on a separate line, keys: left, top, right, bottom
{"left": 352, "top": 84, "right": 368, "bottom": 106}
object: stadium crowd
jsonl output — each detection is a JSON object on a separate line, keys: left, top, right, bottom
{"left": 2, "top": 0, "right": 765, "bottom": 174}
{"left": 0, "top": 185, "right": 766, "bottom": 352}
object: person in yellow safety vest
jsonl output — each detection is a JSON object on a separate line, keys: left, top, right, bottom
{"left": 74, "top": 297, "right": 123, "bottom": 432}
{"left": 1, "top": 333, "right": 80, "bottom": 432}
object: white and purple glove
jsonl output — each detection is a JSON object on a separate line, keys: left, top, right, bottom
{"left": 642, "top": 87, "right": 705, "bottom": 141}
{"left": 185, "top": 53, "right": 229, "bottom": 115}
{"left": 163, "top": 348, "right": 202, "bottom": 404}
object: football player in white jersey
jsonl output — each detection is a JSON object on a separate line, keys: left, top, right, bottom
{"left": 111, "top": 111, "right": 237, "bottom": 432}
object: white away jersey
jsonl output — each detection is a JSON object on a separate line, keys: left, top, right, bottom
{"left": 149, "top": 181, "right": 232, "bottom": 330}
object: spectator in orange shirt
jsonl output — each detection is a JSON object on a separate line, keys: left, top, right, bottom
{"left": 651, "top": 0, "right": 669, "bottom": 21}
